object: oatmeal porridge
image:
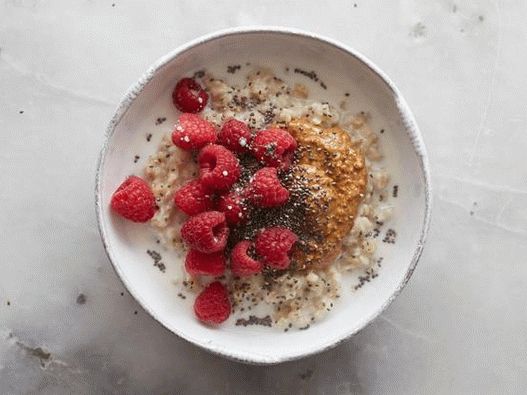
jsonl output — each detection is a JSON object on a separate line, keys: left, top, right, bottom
{"left": 110, "top": 65, "right": 394, "bottom": 329}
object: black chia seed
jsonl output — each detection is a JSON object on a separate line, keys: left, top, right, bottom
{"left": 382, "top": 229, "right": 397, "bottom": 244}
{"left": 193, "top": 69, "right": 205, "bottom": 79}
{"left": 227, "top": 65, "right": 242, "bottom": 74}
{"left": 146, "top": 133, "right": 152, "bottom": 142}
{"left": 147, "top": 249, "right": 166, "bottom": 272}
{"left": 133, "top": 155, "right": 140, "bottom": 163}
{"left": 294, "top": 68, "right": 318, "bottom": 81}
{"left": 354, "top": 267, "right": 379, "bottom": 290}
{"left": 228, "top": 159, "right": 317, "bottom": 263}
{"left": 155, "top": 117, "right": 167, "bottom": 125}
{"left": 293, "top": 68, "right": 327, "bottom": 89}
{"left": 235, "top": 315, "right": 272, "bottom": 327}
{"left": 258, "top": 108, "right": 277, "bottom": 126}
{"left": 392, "top": 185, "right": 399, "bottom": 198}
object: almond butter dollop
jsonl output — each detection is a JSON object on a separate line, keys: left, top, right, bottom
{"left": 288, "top": 119, "right": 368, "bottom": 269}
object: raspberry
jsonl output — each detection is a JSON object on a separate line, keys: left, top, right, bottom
{"left": 252, "top": 128, "right": 297, "bottom": 169}
{"left": 230, "top": 240, "right": 263, "bottom": 277}
{"left": 180, "top": 211, "right": 229, "bottom": 253}
{"left": 174, "top": 180, "right": 214, "bottom": 216}
{"left": 171, "top": 113, "right": 217, "bottom": 150}
{"left": 110, "top": 176, "right": 156, "bottom": 222}
{"left": 255, "top": 227, "right": 298, "bottom": 270}
{"left": 247, "top": 167, "right": 289, "bottom": 207}
{"left": 172, "top": 77, "right": 208, "bottom": 113}
{"left": 194, "top": 281, "right": 231, "bottom": 324}
{"left": 217, "top": 191, "right": 248, "bottom": 225}
{"left": 198, "top": 144, "right": 240, "bottom": 191}
{"left": 185, "top": 249, "right": 225, "bottom": 277}
{"left": 217, "top": 119, "right": 251, "bottom": 153}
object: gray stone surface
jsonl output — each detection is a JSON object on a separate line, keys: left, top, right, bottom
{"left": 0, "top": 0, "right": 526, "bottom": 393}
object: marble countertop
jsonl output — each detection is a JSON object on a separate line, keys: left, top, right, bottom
{"left": 1, "top": 0, "right": 526, "bottom": 393}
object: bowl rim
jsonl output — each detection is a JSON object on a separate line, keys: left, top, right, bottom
{"left": 95, "top": 26, "right": 433, "bottom": 365}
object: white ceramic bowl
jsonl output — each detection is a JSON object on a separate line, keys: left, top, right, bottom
{"left": 95, "top": 27, "right": 432, "bottom": 364}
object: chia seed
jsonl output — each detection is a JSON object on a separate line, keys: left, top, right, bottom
{"left": 235, "top": 315, "right": 272, "bottom": 327}
{"left": 147, "top": 249, "right": 166, "bottom": 272}
{"left": 382, "top": 229, "right": 397, "bottom": 244}
{"left": 227, "top": 65, "right": 242, "bottom": 74}
{"left": 193, "top": 69, "right": 205, "bottom": 79}
{"left": 354, "top": 267, "right": 379, "bottom": 290}
{"left": 294, "top": 68, "right": 327, "bottom": 90}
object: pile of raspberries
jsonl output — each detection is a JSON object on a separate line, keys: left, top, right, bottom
{"left": 110, "top": 77, "right": 300, "bottom": 325}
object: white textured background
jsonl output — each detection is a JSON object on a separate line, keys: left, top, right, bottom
{"left": 1, "top": 1, "right": 526, "bottom": 394}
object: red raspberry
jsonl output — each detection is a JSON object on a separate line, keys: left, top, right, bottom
{"left": 230, "top": 240, "right": 263, "bottom": 277}
{"left": 217, "top": 119, "right": 251, "bottom": 153}
{"left": 194, "top": 281, "right": 231, "bottom": 324}
{"left": 255, "top": 227, "right": 298, "bottom": 270}
{"left": 252, "top": 128, "right": 297, "bottom": 169}
{"left": 171, "top": 113, "right": 216, "bottom": 151}
{"left": 247, "top": 167, "right": 289, "bottom": 207}
{"left": 217, "top": 191, "right": 248, "bottom": 225}
{"left": 198, "top": 144, "right": 240, "bottom": 191}
{"left": 185, "top": 249, "right": 225, "bottom": 277}
{"left": 172, "top": 77, "right": 208, "bottom": 113}
{"left": 180, "top": 211, "right": 229, "bottom": 253}
{"left": 110, "top": 176, "right": 156, "bottom": 222}
{"left": 174, "top": 180, "right": 214, "bottom": 216}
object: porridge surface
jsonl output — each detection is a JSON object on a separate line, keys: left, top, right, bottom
{"left": 144, "top": 67, "right": 392, "bottom": 328}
